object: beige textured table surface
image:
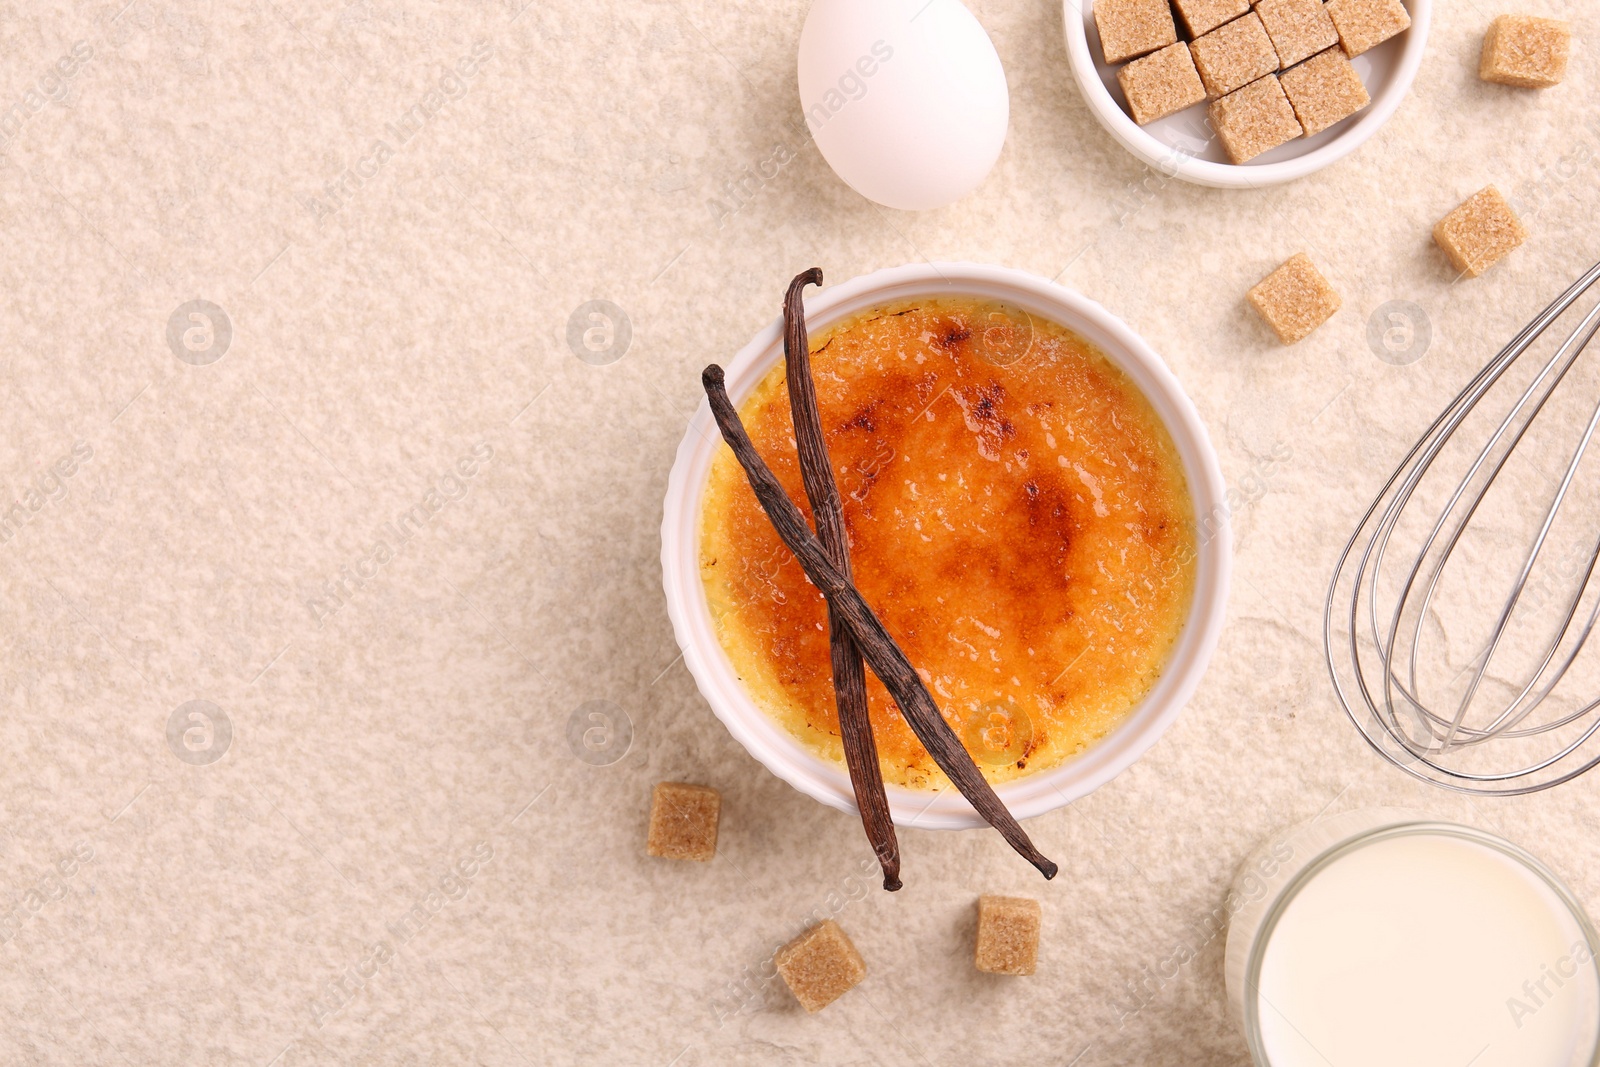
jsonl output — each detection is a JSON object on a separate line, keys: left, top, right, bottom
{"left": 1, "top": 0, "right": 1597, "bottom": 1063}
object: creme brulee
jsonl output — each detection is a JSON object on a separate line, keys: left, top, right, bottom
{"left": 699, "top": 298, "right": 1197, "bottom": 789}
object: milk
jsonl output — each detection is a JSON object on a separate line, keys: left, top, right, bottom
{"left": 1256, "top": 832, "right": 1599, "bottom": 1067}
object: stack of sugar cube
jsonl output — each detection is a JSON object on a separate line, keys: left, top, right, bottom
{"left": 1096, "top": 0, "right": 1412, "bottom": 163}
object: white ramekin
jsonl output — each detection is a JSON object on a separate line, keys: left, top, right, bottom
{"left": 1062, "top": 0, "right": 1432, "bottom": 188}
{"left": 659, "top": 262, "right": 1230, "bottom": 830}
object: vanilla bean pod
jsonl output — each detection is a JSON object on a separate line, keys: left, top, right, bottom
{"left": 780, "top": 268, "right": 901, "bottom": 892}
{"left": 702, "top": 364, "right": 1058, "bottom": 880}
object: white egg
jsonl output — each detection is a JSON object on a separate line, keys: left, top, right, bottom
{"left": 797, "top": 0, "right": 1009, "bottom": 212}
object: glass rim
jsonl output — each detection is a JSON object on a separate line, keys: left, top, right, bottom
{"left": 1242, "top": 820, "right": 1600, "bottom": 1067}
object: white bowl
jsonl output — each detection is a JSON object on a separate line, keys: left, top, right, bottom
{"left": 659, "top": 263, "right": 1230, "bottom": 829}
{"left": 1063, "top": 0, "right": 1431, "bottom": 188}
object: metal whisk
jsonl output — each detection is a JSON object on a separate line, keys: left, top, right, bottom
{"left": 1326, "top": 259, "right": 1600, "bottom": 795}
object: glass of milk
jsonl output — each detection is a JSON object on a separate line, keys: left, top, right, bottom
{"left": 1225, "top": 809, "right": 1600, "bottom": 1067}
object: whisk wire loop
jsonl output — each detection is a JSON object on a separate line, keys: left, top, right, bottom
{"left": 1327, "top": 259, "right": 1600, "bottom": 795}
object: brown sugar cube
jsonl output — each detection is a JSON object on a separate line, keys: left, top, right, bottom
{"left": 1326, "top": 0, "right": 1411, "bottom": 57}
{"left": 1479, "top": 15, "right": 1570, "bottom": 89}
{"left": 645, "top": 781, "right": 720, "bottom": 861}
{"left": 1248, "top": 253, "right": 1342, "bottom": 344}
{"left": 975, "top": 895, "right": 1042, "bottom": 976}
{"left": 1256, "top": 0, "right": 1340, "bottom": 68}
{"left": 775, "top": 920, "right": 866, "bottom": 1012}
{"left": 1209, "top": 75, "right": 1304, "bottom": 163}
{"left": 1433, "top": 186, "right": 1527, "bottom": 278}
{"left": 1173, "top": 0, "right": 1251, "bottom": 38}
{"left": 1094, "top": 0, "right": 1178, "bottom": 65}
{"left": 1280, "top": 47, "right": 1371, "bottom": 134}
{"left": 1192, "top": 13, "right": 1281, "bottom": 99}
{"left": 1118, "top": 43, "right": 1208, "bottom": 125}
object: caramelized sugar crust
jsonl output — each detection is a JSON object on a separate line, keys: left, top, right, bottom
{"left": 700, "top": 299, "right": 1198, "bottom": 789}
